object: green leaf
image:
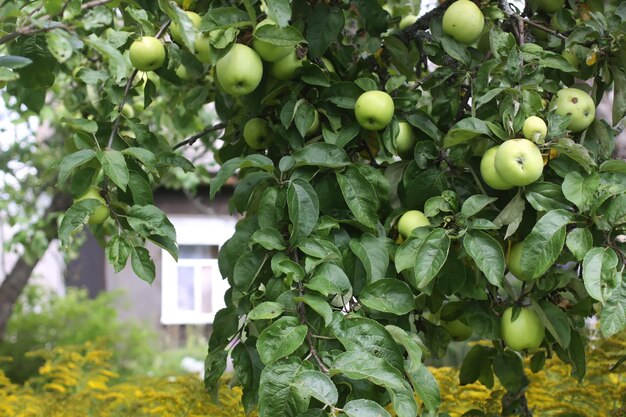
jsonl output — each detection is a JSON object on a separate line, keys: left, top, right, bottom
{"left": 257, "top": 316, "right": 308, "bottom": 365}
{"left": 126, "top": 205, "right": 176, "bottom": 240}
{"left": 297, "top": 238, "right": 341, "bottom": 261}
{"left": 443, "top": 117, "right": 491, "bottom": 148}
{"left": 210, "top": 157, "right": 242, "bottom": 199}
{"left": 406, "top": 111, "right": 442, "bottom": 142}
{"left": 288, "top": 179, "right": 319, "bottom": 243}
{"left": 412, "top": 228, "right": 450, "bottom": 289}
{"left": 461, "top": 195, "right": 498, "bottom": 218}
{"left": 600, "top": 278, "right": 626, "bottom": 338}
{"left": 84, "top": 34, "right": 130, "bottom": 83}
{"left": 105, "top": 235, "right": 131, "bottom": 273}
{"left": 231, "top": 341, "right": 263, "bottom": 413}
{"left": 524, "top": 182, "right": 571, "bottom": 212}
{"left": 305, "top": 262, "right": 352, "bottom": 296}
{"left": 553, "top": 138, "right": 596, "bottom": 173}
{"left": 612, "top": 66, "right": 626, "bottom": 125}
{"left": 258, "top": 358, "right": 311, "bottom": 417}
{"left": 349, "top": 234, "right": 389, "bottom": 283}
{"left": 292, "top": 143, "right": 350, "bottom": 168}
{"left": 330, "top": 350, "right": 405, "bottom": 390}
{"left": 605, "top": 193, "right": 626, "bottom": 228}
{"left": 294, "top": 294, "right": 333, "bottom": 326}
{"left": 293, "top": 370, "right": 338, "bottom": 407}
{"left": 130, "top": 246, "right": 156, "bottom": 284}
{"left": 159, "top": 0, "right": 196, "bottom": 51}
{"left": 582, "top": 247, "right": 619, "bottom": 303}
{"left": 97, "top": 149, "right": 129, "bottom": 191}
{"left": 254, "top": 24, "right": 305, "bottom": 47}
{"left": 122, "top": 147, "right": 157, "bottom": 173}
{"left": 562, "top": 172, "right": 600, "bottom": 211}
{"left": 532, "top": 300, "right": 571, "bottom": 348}
{"left": 460, "top": 345, "right": 494, "bottom": 385}
{"left": 520, "top": 209, "right": 572, "bottom": 280}
{"left": 249, "top": 301, "right": 285, "bottom": 320}
{"left": 493, "top": 351, "right": 529, "bottom": 392}
{"left": 0, "top": 55, "right": 32, "bottom": 69}
{"left": 565, "top": 228, "right": 593, "bottom": 261}
{"left": 305, "top": 4, "right": 344, "bottom": 58}
{"left": 493, "top": 191, "right": 525, "bottom": 239}
{"left": 251, "top": 228, "right": 287, "bottom": 250}
{"left": 389, "top": 382, "right": 419, "bottom": 417}
{"left": 474, "top": 87, "right": 507, "bottom": 110}
{"left": 463, "top": 230, "right": 505, "bottom": 287}
{"left": 600, "top": 159, "right": 626, "bottom": 174}
{"left": 234, "top": 251, "right": 266, "bottom": 292}
{"left": 337, "top": 166, "right": 379, "bottom": 229}
{"left": 266, "top": 0, "right": 291, "bottom": 27}
{"left": 62, "top": 117, "right": 98, "bottom": 133}
{"left": 441, "top": 37, "right": 471, "bottom": 65}
{"left": 58, "top": 149, "right": 97, "bottom": 184}
{"left": 395, "top": 228, "right": 430, "bottom": 272}
{"left": 46, "top": 31, "right": 74, "bottom": 63}
{"left": 58, "top": 199, "right": 102, "bottom": 244}
{"left": 384, "top": 325, "right": 424, "bottom": 365}
{"left": 359, "top": 279, "right": 415, "bottom": 315}
{"left": 343, "top": 399, "right": 392, "bottom": 417}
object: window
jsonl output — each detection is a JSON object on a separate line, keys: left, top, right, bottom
{"left": 160, "top": 216, "right": 236, "bottom": 325}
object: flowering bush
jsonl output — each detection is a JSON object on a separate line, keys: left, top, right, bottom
{"left": 0, "top": 335, "right": 623, "bottom": 417}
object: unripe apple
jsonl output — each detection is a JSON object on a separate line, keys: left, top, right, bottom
{"left": 501, "top": 307, "right": 545, "bottom": 351}
{"left": 321, "top": 57, "right": 335, "bottom": 73}
{"left": 550, "top": 88, "right": 595, "bottom": 132}
{"left": 243, "top": 118, "right": 272, "bottom": 149}
{"left": 397, "top": 210, "right": 430, "bottom": 239}
{"left": 75, "top": 186, "right": 110, "bottom": 225}
{"left": 270, "top": 49, "right": 306, "bottom": 80}
{"left": 561, "top": 49, "right": 579, "bottom": 69}
{"left": 443, "top": 319, "right": 473, "bottom": 341}
{"left": 215, "top": 44, "right": 263, "bottom": 96}
{"left": 399, "top": 14, "right": 418, "bottom": 30}
{"left": 252, "top": 19, "right": 293, "bottom": 62}
{"left": 508, "top": 242, "right": 532, "bottom": 281}
{"left": 442, "top": 0, "right": 485, "bottom": 45}
{"left": 175, "top": 64, "right": 191, "bottom": 80}
{"left": 480, "top": 146, "right": 514, "bottom": 190}
{"left": 494, "top": 139, "right": 544, "bottom": 187}
{"left": 169, "top": 11, "right": 201, "bottom": 45}
{"left": 194, "top": 32, "right": 212, "bottom": 63}
{"left": 522, "top": 116, "right": 547, "bottom": 143}
{"left": 305, "top": 110, "right": 320, "bottom": 137}
{"left": 354, "top": 90, "right": 395, "bottom": 131}
{"left": 129, "top": 37, "right": 166, "bottom": 71}
{"left": 394, "top": 121, "right": 417, "bottom": 159}
{"left": 121, "top": 103, "right": 135, "bottom": 118}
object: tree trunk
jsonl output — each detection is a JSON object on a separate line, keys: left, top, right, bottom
{"left": 0, "top": 191, "right": 72, "bottom": 340}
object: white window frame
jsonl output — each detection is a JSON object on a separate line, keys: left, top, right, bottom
{"left": 160, "top": 215, "right": 237, "bottom": 325}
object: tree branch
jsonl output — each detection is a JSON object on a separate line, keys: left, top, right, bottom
{"left": 172, "top": 123, "right": 226, "bottom": 150}
{"left": 0, "top": 191, "right": 72, "bottom": 340}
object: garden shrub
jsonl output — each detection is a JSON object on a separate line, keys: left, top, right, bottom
{"left": 0, "top": 286, "right": 154, "bottom": 383}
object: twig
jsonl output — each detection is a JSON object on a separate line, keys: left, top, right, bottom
{"left": 512, "top": 15, "right": 567, "bottom": 41}
{"left": 172, "top": 123, "right": 226, "bottom": 150}
{"left": 81, "top": 0, "right": 115, "bottom": 9}
{"left": 361, "top": 137, "right": 380, "bottom": 168}
{"left": 296, "top": 280, "right": 329, "bottom": 373}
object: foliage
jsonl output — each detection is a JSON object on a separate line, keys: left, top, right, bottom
{"left": 1, "top": 0, "right": 626, "bottom": 415}
{"left": 0, "top": 336, "right": 624, "bottom": 417}
{"left": 0, "top": 286, "right": 154, "bottom": 383}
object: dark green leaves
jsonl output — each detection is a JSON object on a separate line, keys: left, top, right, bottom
{"left": 292, "top": 143, "right": 350, "bottom": 168}
{"left": 443, "top": 118, "right": 491, "bottom": 148}
{"left": 288, "top": 179, "right": 319, "bottom": 243}
{"left": 582, "top": 247, "right": 620, "bottom": 303}
{"left": 258, "top": 358, "right": 311, "bottom": 417}
{"left": 601, "top": 278, "right": 626, "bottom": 337}
{"left": 331, "top": 350, "right": 405, "bottom": 390}
{"left": 463, "top": 230, "right": 505, "bottom": 287}
{"left": 130, "top": 246, "right": 155, "bottom": 283}
{"left": 412, "top": 228, "right": 450, "bottom": 289}
{"left": 58, "top": 199, "right": 102, "bottom": 244}
{"left": 58, "top": 149, "right": 97, "bottom": 184}
{"left": 97, "top": 149, "right": 129, "bottom": 191}
{"left": 519, "top": 210, "right": 572, "bottom": 280}
{"left": 257, "top": 316, "right": 308, "bottom": 365}
{"left": 337, "top": 166, "right": 379, "bottom": 229}
{"left": 562, "top": 172, "right": 599, "bottom": 211}
{"left": 306, "top": 5, "right": 344, "bottom": 58}
{"left": 359, "top": 279, "right": 415, "bottom": 315}
{"left": 343, "top": 399, "right": 392, "bottom": 417}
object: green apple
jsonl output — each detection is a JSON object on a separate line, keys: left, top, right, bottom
{"left": 170, "top": 11, "right": 201, "bottom": 45}
{"left": 270, "top": 49, "right": 306, "bottom": 81}
{"left": 121, "top": 103, "right": 135, "bottom": 118}
{"left": 129, "top": 36, "right": 166, "bottom": 71}
{"left": 561, "top": 49, "right": 579, "bottom": 69}
{"left": 550, "top": 88, "right": 596, "bottom": 132}
{"left": 243, "top": 118, "right": 272, "bottom": 149}
{"left": 194, "top": 32, "right": 212, "bottom": 63}
{"left": 305, "top": 110, "right": 320, "bottom": 137}
{"left": 494, "top": 139, "right": 544, "bottom": 186}
{"left": 397, "top": 210, "right": 430, "bottom": 239}
{"left": 501, "top": 307, "right": 545, "bottom": 351}
{"left": 522, "top": 116, "right": 547, "bottom": 143}
{"left": 75, "top": 186, "right": 110, "bottom": 225}
{"left": 507, "top": 242, "right": 532, "bottom": 281}
{"left": 354, "top": 90, "right": 395, "bottom": 131}
{"left": 480, "top": 146, "right": 514, "bottom": 190}
{"left": 536, "top": 0, "right": 564, "bottom": 13}
{"left": 399, "top": 14, "right": 418, "bottom": 30}
{"left": 442, "top": 0, "right": 485, "bottom": 45}
{"left": 443, "top": 319, "right": 473, "bottom": 341}
{"left": 394, "top": 121, "right": 417, "bottom": 159}
{"left": 252, "top": 19, "right": 293, "bottom": 62}
{"left": 215, "top": 44, "right": 263, "bottom": 96}
{"left": 175, "top": 64, "right": 191, "bottom": 80}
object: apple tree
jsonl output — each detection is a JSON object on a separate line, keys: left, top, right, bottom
{"left": 1, "top": 0, "right": 626, "bottom": 416}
